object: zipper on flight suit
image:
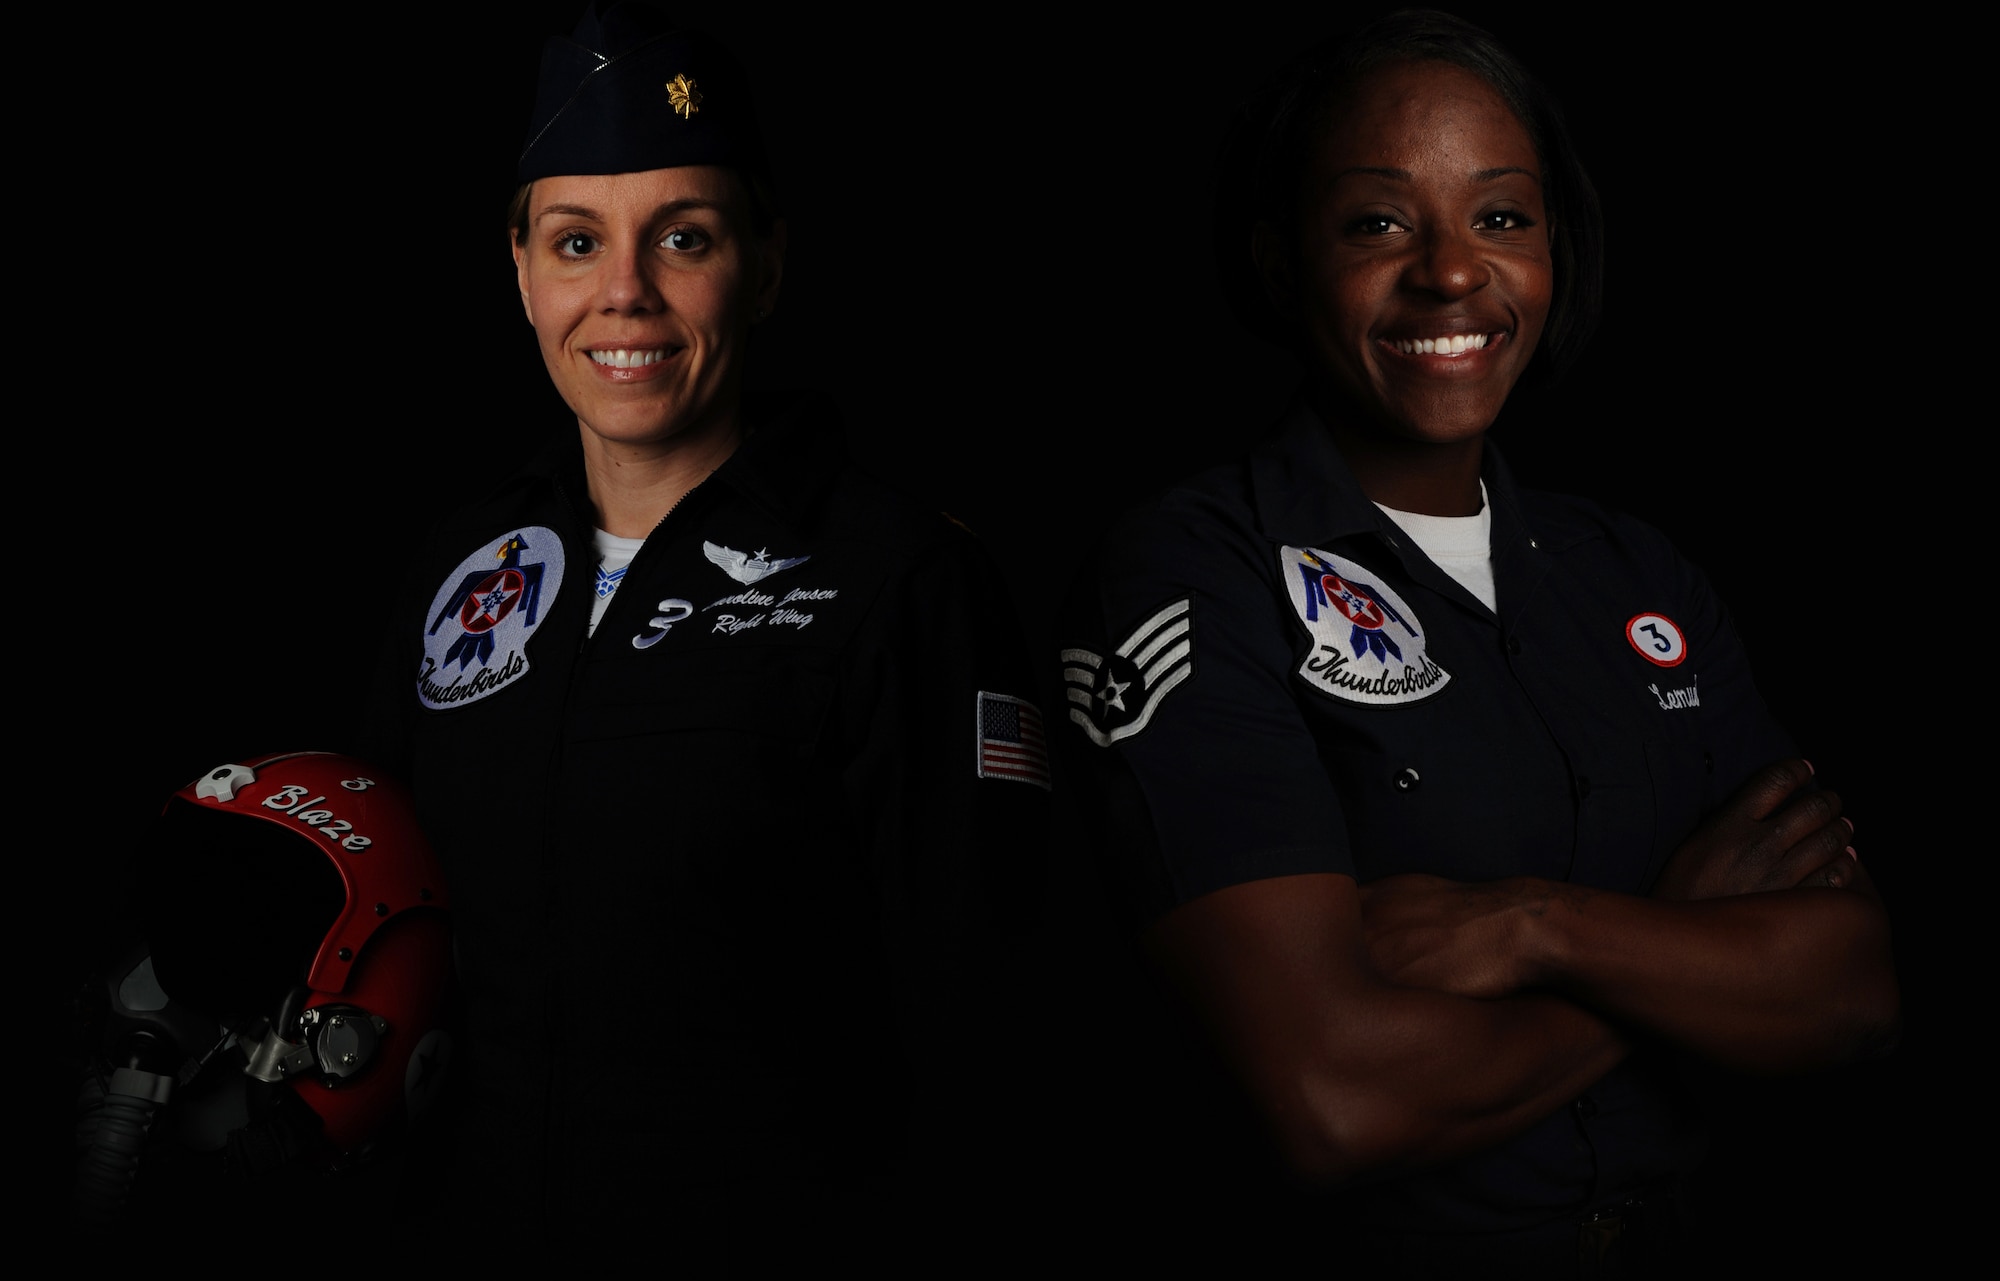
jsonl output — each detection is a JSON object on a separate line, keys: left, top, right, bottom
{"left": 530, "top": 469, "right": 714, "bottom": 1216}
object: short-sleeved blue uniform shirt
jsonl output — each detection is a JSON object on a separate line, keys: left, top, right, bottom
{"left": 1059, "top": 403, "right": 1796, "bottom": 1233}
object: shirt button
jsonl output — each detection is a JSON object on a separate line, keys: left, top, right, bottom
{"left": 1574, "top": 1095, "right": 1598, "bottom": 1120}
{"left": 1394, "top": 767, "right": 1421, "bottom": 792}
{"left": 1506, "top": 636, "right": 1522, "bottom": 655}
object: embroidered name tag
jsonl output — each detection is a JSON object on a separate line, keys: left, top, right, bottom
{"left": 1281, "top": 546, "right": 1449, "bottom": 706}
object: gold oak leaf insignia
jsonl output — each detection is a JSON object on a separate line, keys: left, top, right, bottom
{"left": 665, "top": 74, "right": 702, "bottom": 119}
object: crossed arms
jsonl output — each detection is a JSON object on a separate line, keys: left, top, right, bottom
{"left": 1142, "top": 759, "right": 1900, "bottom": 1185}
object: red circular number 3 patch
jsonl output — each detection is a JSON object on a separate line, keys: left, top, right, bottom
{"left": 1625, "top": 613, "right": 1687, "bottom": 667}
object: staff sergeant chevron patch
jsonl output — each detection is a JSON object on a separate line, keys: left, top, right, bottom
{"left": 1062, "top": 597, "right": 1193, "bottom": 747}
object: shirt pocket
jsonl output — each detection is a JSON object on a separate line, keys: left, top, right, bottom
{"left": 1313, "top": 712, "right": 1578, "bottom": 886}
{"left": 573, "top": 647, "right": 836, "bottom": 747}
{"left": 562, "top": 648, "right": 843, "bottom": 868}
{"left": 554, "top": 649, "right": 871, "bottom": 1050}
{"left": 1635, "top": 733, "right": 1709, "bottom": 889}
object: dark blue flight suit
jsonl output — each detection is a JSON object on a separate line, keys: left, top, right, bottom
{"left": 366, "top": 396, "right": 1048, "bottom": 1235}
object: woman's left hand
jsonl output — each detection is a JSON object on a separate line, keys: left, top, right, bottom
{"left": 1652, "top": 759, "right": 1855, "bottom": 902}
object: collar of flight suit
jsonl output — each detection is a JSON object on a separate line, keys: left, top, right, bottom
{"left": 527, "top": 390, "right": 851, "bottom": 536}
{"left": 1248, "top": 399, "right": 1603, "bottom": 627}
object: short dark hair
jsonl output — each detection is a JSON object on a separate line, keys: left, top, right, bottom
{"left": 1215, "top": 10, "right": 1603, "bottom": 384}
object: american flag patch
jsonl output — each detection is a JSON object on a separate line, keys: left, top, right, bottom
{"left": 976, "top": 691, "right": 1051, "bottom": 789}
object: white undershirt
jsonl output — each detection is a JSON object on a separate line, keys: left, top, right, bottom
{"left": 588, "top": 528, "right": 646, "bottom": 636}
{"left": 1373, "top": 481, "right": 1498, "bottom": 613}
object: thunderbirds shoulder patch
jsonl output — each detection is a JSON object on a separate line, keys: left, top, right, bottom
{"left": 1281, "top": 546, "right": 1448, "bottom": 706}
{"left": 417, "top": 528, "right": 566, "bottom": 710}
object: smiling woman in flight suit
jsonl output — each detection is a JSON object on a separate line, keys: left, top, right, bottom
{"left": 1057, "top": 11, "right": 1897, "bottom": 1274}
{"left": 364, "top": 1, "right": 1048, "bottom": 1237}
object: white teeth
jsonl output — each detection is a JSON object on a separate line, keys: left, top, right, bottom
{"left": 589, "top": 348, "right": 668, "bottom": 369}
{"left": 1394, "top": 333, "right": 1492, "bottom": 356}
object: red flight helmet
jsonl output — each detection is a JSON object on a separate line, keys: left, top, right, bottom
{"left": 141, "top": 751, "right": 453, "bottom": 1159}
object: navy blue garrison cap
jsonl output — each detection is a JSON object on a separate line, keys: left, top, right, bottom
{"left": 516, "top": 1, "right": 771, "bottom": 191}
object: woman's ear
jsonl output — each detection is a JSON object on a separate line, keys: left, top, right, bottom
{"left": 511, "top": 233, "right": 533, "bottom": 323}
{"left": 752, "top": 218, "right": 787, "bottom": 322}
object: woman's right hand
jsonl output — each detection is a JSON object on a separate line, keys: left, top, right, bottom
{"left": 1651, "top": 759, "right": 1856, "bottom": 901}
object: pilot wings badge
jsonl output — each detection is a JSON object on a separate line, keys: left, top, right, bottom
{"left": 703, "top": 541, "right": 810, "bottom": 586}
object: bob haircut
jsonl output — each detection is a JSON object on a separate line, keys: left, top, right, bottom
{"left": 1216, "top": 10, "right": 1604, "bottom": 385}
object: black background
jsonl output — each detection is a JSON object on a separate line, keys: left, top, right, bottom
{"left": 59, "top": 3, "right": 1945, "bottom": 1257}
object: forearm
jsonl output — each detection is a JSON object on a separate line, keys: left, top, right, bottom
{"left": 1279, "top": 985, "right": 1627, "bottom": 1185}
{"left": 1150, "top": 875, "right": 1627, "bottom": 1187}
{"left": 1521, "top": 881, "right": 1899, "bottom": 1072}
